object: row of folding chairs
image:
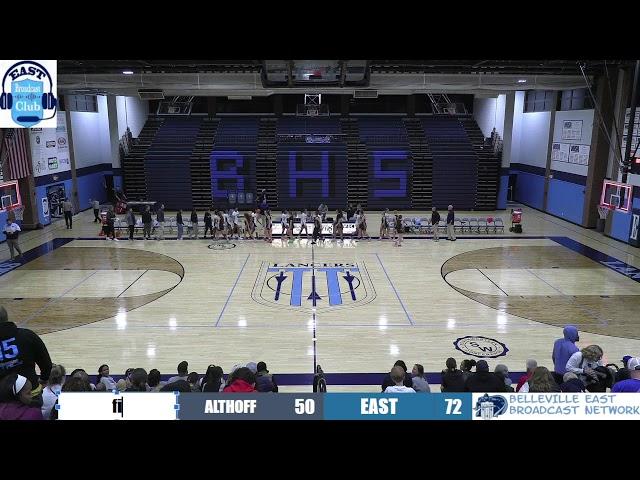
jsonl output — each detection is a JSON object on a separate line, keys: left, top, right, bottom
{"left": 397, "top": 216, "right": 505, "bottom": 234}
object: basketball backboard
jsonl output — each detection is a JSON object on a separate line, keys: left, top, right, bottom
{"left": 600, "top": 180, "right": 632, "bottom": 212}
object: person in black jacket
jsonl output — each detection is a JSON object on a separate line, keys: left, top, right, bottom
{"left": 142, "top": 206, "right": 153, "bottom": 240}
{"left": 464, "top": 360, "right": 506, "bottom": 392}
{"left": 190, "top": 210, "right": 199, "bottom": 239}
{"left": 0, "top": 306, "right": 53, "bottom": 401}
{"left": 176, "top": 209, "right": 184, "bottom": 240}
{"left": 203, "top": 209, "right": 213, "bottom": 239}
{"left": 431, "top": 207, "right": 441, "bottom": 242}
{"left": 441, "top": 357, "right": 465, "bottom": 392}
{"left": 381, "top": 360, "right": 413, "bottom": 391}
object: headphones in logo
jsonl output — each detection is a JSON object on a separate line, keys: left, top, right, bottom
{"left": 0, "top": 60, "right": 57, "bottom": 118}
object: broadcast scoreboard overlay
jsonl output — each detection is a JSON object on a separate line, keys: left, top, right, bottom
{"left": 57, "top": 393, "right": 640, "bottom": 420}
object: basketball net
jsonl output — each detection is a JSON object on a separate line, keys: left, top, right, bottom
{"left": 597, "top": 205, "right": 612, "bottom": 220}
{"left": 6, "top": 204, "right": 24, "bottom": 221}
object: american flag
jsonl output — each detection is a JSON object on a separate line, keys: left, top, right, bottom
{"left": 1, "top": 129, "right": 31, "bottom": 180}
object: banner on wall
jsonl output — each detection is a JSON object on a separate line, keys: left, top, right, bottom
{"left": 561, "top": 120, "right": 582, "bottom": 141}
{"left": 630, "top": 208, "right": 640, "bottom": 248}
{"left": 30, "top": 114, "right": 70, "bottom": 177}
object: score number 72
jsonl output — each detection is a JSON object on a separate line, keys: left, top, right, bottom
{"left": 444, "top": 398, "right": 463, "bottom": 415}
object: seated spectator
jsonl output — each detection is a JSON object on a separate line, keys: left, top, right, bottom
{"left": 0, "top": 374, "right": 44, "bottom": 420}
{"left": 42, "top": 364, "right": 65, "bottom": 419}
{"left": 167, "top": 361, "right": 189, "bottom": 384}
{"left": 615, "top": 355, "right": 633, "bottom": 384}
{"left": 225, "top": 364, "right": 245, "bottom": 388}
{"left": 255, "top": 361, "right": 278, "bottom": 393}
{"left": 160, "top": 380, "right": 192, "bottom": 393}
{"left": 494, "top": 364, "right": 514, "bottom": 392}
{"left": 115, "top": 379, "right": 127, "bottom": 391}
{"left": 516, "top": 359, "right": 537, "bottom": 392}
{"left": 612, "top": 357, "right": 640, "bottom": 392}
{"left": 69, "top": 369, "right": 96, "bottom": 390}
{"left": 441, "top": 358, "right": 465, "bottom": 392}
{"left": 187, "top": 372, "right": 200, "bottom": 392}
{"left": 560, "top": 372, "right": 585, "bottom": 392}
{"left": 460, "top": 359, "right": 477, "bottom": 382}
{"left": 410, "top": 364, "right": 431, "bottom": 392}
{"left": 95, "top": 382, "right": 107, "bottom": 391}
{"left": 464, "top": 360, "right": 506, "bottom": 392}
{"left": 148, "top": 369, "right": 164, "bottom": 392}
{"left": 96, "top": 364, "right": 117, "bottom": 391}
{"left": 202, "top": 365, "right": 225, "bottom": 392}
{"left": 223, "top": 367, "right": 257, "bottom": 393}
{"left": 125, "top": 368, "right": 147, "bottom": 392}
{"left": 566, "top": 345, "right": 605, "bottom": 391}
{"left": 384, "top": 366, "right": 416, "bottom": 393}
{"left": 246, "top": 362, "right": 258, "bottom": 375}
{"left": 520, "top": 367, "right": 560, "bottom": 393}
{"left": 381, "top": 360, "right": 413, "bottom": 391}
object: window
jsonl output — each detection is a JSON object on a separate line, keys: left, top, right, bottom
{"left": 560, "top": 88, "right": 594, "bottom": 111}
{"left": 524, "top": 90, "right": 555, "bottom": 112}
{"left": 65, "top": 95, "right": 98, "bottom": 112}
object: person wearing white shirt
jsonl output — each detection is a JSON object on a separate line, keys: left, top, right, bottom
{"left": 298, "top": 209, "right": 309, "bottom": 239}
{"left": 3, "top": 218, "right": 23, "bottom": 260}
{"left": 42, "top": 364, "right": 66, "bottom": 419}
{"left": 384, "top": 366, "right": 416, "bottom": 393}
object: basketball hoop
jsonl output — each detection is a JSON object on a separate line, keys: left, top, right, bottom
{"left": 598, "top": 204, "right": 613, "bottom": 220}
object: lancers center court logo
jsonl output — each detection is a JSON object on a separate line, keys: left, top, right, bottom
{"left": 252, "top": 261, "right": 376, "bottom": 312}
{"left": 0, "top": 60, "right": 57, "bottom": 128}
{"left": 453, "top": 335, "right": 509, "bottom": 358}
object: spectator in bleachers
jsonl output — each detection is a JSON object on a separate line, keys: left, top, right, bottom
{"left": 410, "top": 364, "right": 431, "bottom": 392}
{"left": 63, "top": 376, "right": 92, "bottom": 392}
{"left": 96, "top": 364, "right": 117, "bottom": 391}
{"left": 126, "top": 368, "right": 148, "bottom": 392}
{"left": 615, "top": 355, "right": 633, "bottom": 384}
{"left": 69, "top": 369, "right": 96, "bottom": 390}
{"left": 381, "top": 360, "right": 413, "bottom": 391}
{"left": 464, "top": 360, "right": 506, "bottom": 392}
{"left": 115, "top": 379, "right": 127, "bottom": 391}
{"left": 384, "top": 366, "right": 415, "bottom": 393}
{"left": 202, "top": 365, "right": 225, "bottom": 392}
{"left": 176, "top": 209, "right": 184, "bottom": 240}
{"left": 189, "top": 209, "right": 199, "bottom": 239}
{"left": 203, "top": 209, "right": 213, "bottom": 239}
{"left": 0, "top": 306, "right": 52, "bottom": 401}
{"left": 460, "top": 359, "right": 476, "bottom": 382}
{"left": 255, "top": 361, "right": 278, "bottom": 393}
{"left": 223, "top": 367, "right": 257, "bottom": 392}
{"left": 148, "top": 369, "right": 164, "bottom": 392}
{"left": 446, "top": 205, "right": 456, "bottom": 241}
{"left": 155, "top": 204, "right": 165, "bottom": 240}
{"left": 187, "top": 372, "right": 200, "bottom": 392}
{"left": 516, "top": 359, "right": 537, "bottom": 392}
{"left": 431, "top": 207, "right": 440, "bottom": 242}
{"left": 612, "top": 357, "right": 640, "bottom": 392}
{"left": 565, "top": 345, "right": 604, "bottom": 390}
{"left": 246, "top": 362, "right": 258, "bottom": 374}
{"left": 441, "top": 358, "right": 465, "bottom": 392}
{"left": 560, "top": 372, "right": 585, "bottom": 392}
{"left": 167, "top": 361, "right": 189, "bottom": 384}
{"left": 0, "top": 374, "right": 43, "bottom": 420}
{"left": 142, "top": 206, "right": 153, "bottom": 240}
{"left": 125, "top": 207, "right": 136, "bottom": 240}
{"left": 494, "top": 364, "right": 514, "bottom": 392}
{"left": 160, "top": 380, "right": 191, "bottom": 393}
{"left": 552, "top": 325, "right": 580, "bottom": 384}
{"left": 41, "top": 364, "right": 65, "bottom": 419}
{"left": 520, "top": 367, "right": 559, "bottom": 393}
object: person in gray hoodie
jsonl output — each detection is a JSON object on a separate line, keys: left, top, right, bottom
{"left": 125, "top": 207, "right": 136, "bottom": 240}
{"left": 552, "top": 325, "right": 579, "bottom": 384}
{"left": 411, "top": 364, "right": 431, "bottom": 392}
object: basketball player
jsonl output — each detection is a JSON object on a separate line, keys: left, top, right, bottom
{"left": 298, "top": 209, "right": 310, "bottom": 239}
{"left": 312, "top": 211, "right": 322, "bottom": 244}
{"left": 379, "top": 208, "right": 390, "bottom": 240}
{"left": 394, "top": 213, "right": 404, "bottom": 247}
{"left": 286, "top": 211, "right": 295, "bottom": 241}
{"left": 357, "top": 209, "right": 370, "bottom": 240}
{"left": 333, "top": 209, "right": 344, "bottom": 240}
{"left": 264, "top": 209, "right": 273, "bottom": 242}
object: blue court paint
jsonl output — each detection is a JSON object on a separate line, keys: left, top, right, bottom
{"left": 290, "top": 269, "right": 304, "bottom": 306}
{"left": 0, "top": 238, "right": 75, "bottom": 277}
{"left": 215, "top": 254, "right": 250, "bottom": 326}
{"left": 550, "top": 236, "right": 640, "bottom": 283}
{"left": 375, "top": 253, "right": 414, "bottom": 325}
{"left": 317, "top": 268, "right": 343, "bottom": 305}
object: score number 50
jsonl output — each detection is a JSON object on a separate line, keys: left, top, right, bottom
{"left": 294, "top": 399, "right": 315, "bottom": 415}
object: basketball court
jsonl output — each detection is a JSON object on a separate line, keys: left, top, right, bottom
{"left": 2, "top": 204, "right": 639, "bottom": 391}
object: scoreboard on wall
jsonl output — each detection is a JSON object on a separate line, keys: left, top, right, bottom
{"left": 57, "top": 392, "right": 640, "bottom": 420}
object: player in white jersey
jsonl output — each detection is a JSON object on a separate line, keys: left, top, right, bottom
{"left": 298, "top": 209, "right": 309, "bottom": 239}
{"left": 231, "top": 208, "right": 240, "bottom": 239}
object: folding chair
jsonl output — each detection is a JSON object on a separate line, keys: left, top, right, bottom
{"left": 469, "top": 217, "right": 479, "bottom": 233}
{"left": 495, "top": 217, "right": 505, "bottom": 233}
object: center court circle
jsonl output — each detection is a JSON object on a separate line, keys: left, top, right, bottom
{"left": 208, "top": 242, "right": 237, "bottom": 250}
{"left": 453, "top": 335, "right": 509, "bottom": 358}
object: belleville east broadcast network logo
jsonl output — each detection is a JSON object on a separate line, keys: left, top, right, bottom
{"left": 0, "top": 60, "right": 57, "bottom": 128}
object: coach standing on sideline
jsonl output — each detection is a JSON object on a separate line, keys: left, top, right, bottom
{"left": 446, "top": 205, "right": 456, "bottom": 241}
{"left": 0, "top": 306, "right": 53, "bottom": 404}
